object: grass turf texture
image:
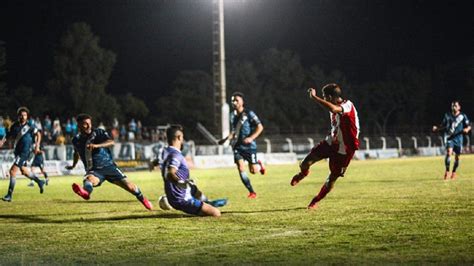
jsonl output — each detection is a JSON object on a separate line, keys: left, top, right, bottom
{"left": 0, "top": 155, "right": 472, "bottom": 264}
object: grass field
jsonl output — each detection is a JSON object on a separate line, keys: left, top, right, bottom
{"left": 0, "top": 155, "right": 473, "bottom": 264}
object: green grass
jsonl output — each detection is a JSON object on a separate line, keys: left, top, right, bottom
{"left": 0, "top": 155, "right": 473, "bottom": 264}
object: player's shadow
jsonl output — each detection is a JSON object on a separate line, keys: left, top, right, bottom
{"left": 222, "top": 207, "right": 307, "bottom": 214}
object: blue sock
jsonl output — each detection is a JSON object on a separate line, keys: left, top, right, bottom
{"left": 83, "top": 180, "right": 94, "bottom": 194}
{"left": 239, "top": 171, "right": 254, "bottom": 193}
{"left": 133, "top": 186, "right": 144, "bottom": 201}
{"left": 7, "top": 176, "right": 16, "bottom": 196}
{"left": 445, "top": 155, "right": 451, "bottom": 172}
{"left": 452, "top": 159, "right": 459, "bottom": 172}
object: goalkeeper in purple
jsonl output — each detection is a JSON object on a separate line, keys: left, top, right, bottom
{"left": 66, "top": 113, "right": 153, "bottom": 210}
{"left": 161, "top": 125, "right": 223, "bottom": 217}
{"left": 432, "top": 100, "right": 471, "bottom": 180}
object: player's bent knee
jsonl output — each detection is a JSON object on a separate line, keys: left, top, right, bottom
{"left": 85, "top": 175, "right": 100, "bottom": 186}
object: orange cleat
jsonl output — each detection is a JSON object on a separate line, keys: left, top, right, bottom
{"left": 450, "top": 172, "right": 457, "bottom": 180}
{"left": 247, "top": 192, "right": 257, "bottom": 199}
{"left": 140, "top": 197, "right": 153, "bottom": 210}
{"left": 444, "top": 171, "right": 450, "bottom": 180}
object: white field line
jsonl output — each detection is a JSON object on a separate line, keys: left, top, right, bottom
{"left": 164, "top": 230, "right": 304, "bottom": 256}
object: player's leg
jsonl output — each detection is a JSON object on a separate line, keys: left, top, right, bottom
{"left": 199, "top": 202, "right": 221, "bottom": 217}
{"left": 27, "top": 167, "right": 36, "bottom": 187}
{"left": 451, "top": 145, "right": 462, "bottom": 179}
{"left": 190, "top": 180, "right": 228, "bottom": 207}
{"left": 109, "top": 168, "right": 152, "bottom": 210}
{"left": 20, "top": 165, "right": 45, "bottom": 194}
{"left": 291, "top": 141, "right": 328, "bottom": 186}
{"left": 40, "top": 166, "right": 49, "bottom": 185}
{"left": 248, "top": 151, "right": 260, "bottom": 174}
{"left": 72, "top": 173, "right": 101, "bottom": 200}
{"left": 308, "top": 151, "right": 354, "bottom": 209}
{"left": 2, "top": 164, "right": 20, "bottom": 201}
{"left": 444, "top": 141, "right": 453, "bottom": 180}
{"left": 234, "top": 150, "right": 256, "bottom": 198}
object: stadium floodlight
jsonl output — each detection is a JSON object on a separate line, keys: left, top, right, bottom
{"left": 212, "top": 0, "right": 229, "bottom": 139}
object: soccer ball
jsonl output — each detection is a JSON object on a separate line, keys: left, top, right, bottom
{"left": 158, "top": 194, "right": 173, "bottom": 211}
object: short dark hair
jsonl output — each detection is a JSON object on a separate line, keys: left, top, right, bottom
{"left": 322, "top": 83, "right": 342, "bottom": 98}
{"left": 76, "top": 113, "right": 92, "bottom": 123}
{"left": 17, "top": 106, "right": 30, "bottom": 115}
{"left": 166, "top": 124, "right": 184, "bottom": 145}
{"left": 451, "top": 100, "right": 461, "bottom": 105}
{"left": 231, "top": 91, "right": 245, "bottom": 100}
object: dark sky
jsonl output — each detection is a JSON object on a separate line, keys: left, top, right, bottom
{"left": 1, "top": 0, "right": 473, "bottom": 103}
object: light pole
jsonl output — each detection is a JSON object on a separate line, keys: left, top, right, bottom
{"left": 212, "top": 0, "right": 229, "bottom": 139}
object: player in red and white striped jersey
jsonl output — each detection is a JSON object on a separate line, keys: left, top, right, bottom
{"left": 290, "top": 83, "right": 360, "bottom": 209}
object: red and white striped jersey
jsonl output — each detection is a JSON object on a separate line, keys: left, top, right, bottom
{"left": 325, "top": 100, "right": 360, "bottom": 154}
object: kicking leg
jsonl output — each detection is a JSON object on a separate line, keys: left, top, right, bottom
{"left": 236, "top": 160, "right": 256, "bottom": 198}
{"left": 113, "top": 179, "right": 152, "bottom": 210}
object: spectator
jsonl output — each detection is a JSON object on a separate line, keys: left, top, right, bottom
{"left": 34, "top": 117, "right": 43, "bottom": 132}
{"left": 4, "top": 115, "right": 12, "bottom": 130}
{"left": 112, "top": 117, "right": 119, "bottom": 129}
{"left": 136, "top": 120, "right": 143, "bottom": 140}
{"left": 43, "top": 115, "right": 52, "bottom": 133}
{"left": 65, "top": 119, "right": 73, "bottom": 140}
{"left": 0, "top": 116, "right": 5, "bottom": 140}
{"left": 52, "top": 117, "right": 62, "bottom": 142}
{"left": 71, "top": 117, "right": 78, "bottom": 136}
{"left": 120, "top": 124, "right": 127, "bottom": 141}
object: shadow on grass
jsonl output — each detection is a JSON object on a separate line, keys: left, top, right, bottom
{"left": 53, "top": 199, "right": 138, "bottom": 204}
{"left": 222, "top": 207, "right": 307, "bottom": 214}
{"left": 0, "top": 212, "right": 190, "bottom": 224}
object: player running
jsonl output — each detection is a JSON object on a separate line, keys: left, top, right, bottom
{"left": 28, "top": 141, "right": 49, "bottom": 187}
{"left": 219, "top": 92, "right": 265, "bottom": 199}
{"left": 66, "top": 113, "right": 153, "bottom": 210}
{"left": 290, "top": 84, "right": 360, "bottom": 209}
{"left": 0, "top": 107, "right": 45, "bottom": 202}
{"left": 161, "top": 125, "right": 225, "bottom": 217}
{"left": 432, "top": 100, "right": 471, "bottom": 180}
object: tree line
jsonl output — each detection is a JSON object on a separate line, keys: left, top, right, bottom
{"left": 1, "top": 22, "right": 473, "bottom": 141}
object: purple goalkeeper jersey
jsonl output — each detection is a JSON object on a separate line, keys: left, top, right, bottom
{"left": 160, "top": 146, "right": 191, "bottom": 205}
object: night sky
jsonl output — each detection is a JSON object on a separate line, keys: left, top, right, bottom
{"left": 1, "top": 0, "right": 473, "bottom": 104}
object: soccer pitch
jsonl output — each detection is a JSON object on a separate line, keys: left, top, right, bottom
{"left": 0, "top": 155, "right": 472, "bottom": 264}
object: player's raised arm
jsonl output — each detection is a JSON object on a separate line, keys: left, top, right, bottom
{"left": 308, "top": 87, "right": 343, "bottom": 114}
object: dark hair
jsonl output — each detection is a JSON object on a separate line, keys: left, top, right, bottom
{"left": 166, "top": 124, "right": 184, "bottom": 145}
{"left": 322, "top": 83, "right": 342, "bottom": 98}
{"left": 76, "top": 113, "right": 92, "bottom": 123}
{"left": 451, "top": 100, "right": 461, "bottom": 105}
{"left": 17, "top": 106, "right": 30, "bottom": 115}
{"left": 231, "top": 91, "right": 245, "bottom": 100}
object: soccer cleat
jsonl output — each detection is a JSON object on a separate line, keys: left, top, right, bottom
{"left": 307, "top": 197, "right": 319, "bottom": 209}
{"left": 140, "top": 197, "right": 153, "bottom": 210}
{"left": 444, "top": 171, "right": 450, "bottom": 180}
{"left": 451, "top": 172, "right": 457, "bottom": 180}
{"left": 290, "top": 172, "right": 306, "bottom": 186}
{"left": 1, "top": 195, "right": 12, "bottom": 202}
{"left": 27, "top": 181, "right": 35, "bottom": 187}
{"left": 72, "top": 183, "right": 90, "bottom": 200}
{"left": 247, "top": 192, "right": 257, "bottom": 199}
{"left": 258, "top": 160, "right": 266, "bottom": 175}
{"left": 38, "top": 180, "right": 45, "bottom": 194}
{"left": 207, "top": 198, "right": 228, "bottom": 207}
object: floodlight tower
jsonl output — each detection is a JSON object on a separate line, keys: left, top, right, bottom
{"left": 212, "top": 0, "right": 229, "bottom": 139}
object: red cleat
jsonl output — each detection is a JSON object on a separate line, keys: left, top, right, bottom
{"left": 257, "top": 160, "right": 266, "bottom": 175}
{"left": 247, "top": 192, "right": 257, "bottom": 199}
{"left": 290, "top": 172, "right": 306, "bottom": 186}
{"left": 72, "top": 183, "right": 90, "bottom": 200}
{"left": 307, "top": 197, "right": 319, "bottom": 209}
{"left": 444, "top": 171, "right": 450, "bottom": 180}
{"left": 450, "top": 172, "right": 457, "bottom": 180}
{"left": 140, "top": 197, "right": 153, "bottom": 210}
